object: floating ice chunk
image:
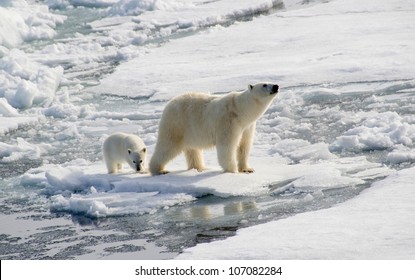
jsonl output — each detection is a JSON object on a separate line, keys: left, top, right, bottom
{"left": 45, "top": 0, "right": 71, "bottom": 10}
{"left": 0, "top": 49, "right": 63, "bottom": 110}
{"left": 50, "top": 191, "right": 195, "bottom": 218}
{"left": 0, "top": 116, "right": 39, "bottom": 135}
{"left": 0, "top": 7, "right": 27, "bottom": 48}
{"left": 0, "top": 0, "right": 66, "bottom": 48}
{"left": 270, "top": 139, "right": 337, "bottom": 162}
{"left": 330, "top": 112, "right": 415, "bottom": 152}
{"left": 12, "top": 80, "right": 38, "bottom": 109}
{"left": 71, "top": 0, "right": 121, "bottom": 9}
{"left": 281, "top": 168, "right": 364, "bottom": 192}
{"left": 108, "top": 0, "right": 190, "bottom": 16}
{"left": 0, "top": 137, "right": 49, "bottom": 163}
{"left": 0, "top": 98, "right": 19, "bottom": 116}
{"left": 386, "top": 146, "right": 415, "bottom": 164}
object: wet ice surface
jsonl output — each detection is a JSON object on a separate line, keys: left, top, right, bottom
{"left": 1, "top": 0, "right": 415, "bottom": 259}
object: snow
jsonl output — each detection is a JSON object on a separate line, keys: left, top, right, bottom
{"left": 178, "top": 166, "right": 415, "bottom": 259}
{"left": 92, "top": 0, "right": 415, "bottom": 99}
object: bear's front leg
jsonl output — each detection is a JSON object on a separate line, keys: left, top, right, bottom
{"left": 237, "top": 124, "right": 255, "bottom": 173}
{"left": 217, "top": 144, "right": 238, "bottom": 173}
{"left": 106, "top": 162, "right": 118, "bottom": 174}
{"left": 149, "top": 140, "right": 183, "bottom": 175}
{"left": 216, "top": 132, "right": 240, "bottom": 173}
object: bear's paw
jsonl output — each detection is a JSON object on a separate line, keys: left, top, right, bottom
{"left": 240, "top": 167, "right": 255, "bottom": 173}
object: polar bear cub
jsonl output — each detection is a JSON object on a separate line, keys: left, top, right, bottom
{"left": 149, "top": 82, "right": 279, "bottom": 175}
{"left": 103, "top": 132, "right": 147, "bottom": 173}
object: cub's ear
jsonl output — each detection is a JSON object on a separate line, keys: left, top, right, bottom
{"left": 142, "top": 147, "right": 147, "bottom": 153}
{"left": 128, "top": 149, "right": 131, "bottom": 154}
{"left": 249, "top": 84, "right": 253, "bottom": 90}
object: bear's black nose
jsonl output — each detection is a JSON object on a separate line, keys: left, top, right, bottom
{"left": 271, "top": 84, "right": 279, "bottom": 94}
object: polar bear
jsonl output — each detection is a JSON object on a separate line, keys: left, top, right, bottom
{"left": 149, "top": 82, "right": 279, "bottom": 175}
{"left": 103, "top": 132, "right": 147, "bottom": 173}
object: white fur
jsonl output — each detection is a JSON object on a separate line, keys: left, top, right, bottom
{"left": 103, "top": 132, "right": 147, "bottom": 173}
{"left": 149, "top": 83, "right": 279, "bottom": 175}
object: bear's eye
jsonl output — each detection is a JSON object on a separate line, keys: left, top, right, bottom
{"left": 139, "top": 160, "right": 143, "bottom": 163}
{"left": 133, "top": 161, "right": 136, "bottom": 164}
{"left": 262, "top": 84, "right": 267, "bottom": 88}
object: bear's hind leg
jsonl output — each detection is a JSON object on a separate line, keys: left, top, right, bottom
{"left": 185, "top": 149, "right": 205, "bottom": 172}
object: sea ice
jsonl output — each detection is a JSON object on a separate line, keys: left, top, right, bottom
{"left": 178, "top": 166, "right": 415, "bottom": 259}
{"left": 19, "top": 155, "right": 389, "bottom": 217}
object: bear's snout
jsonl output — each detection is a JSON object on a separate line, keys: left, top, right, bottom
{"left": 271, "top": 84, "right": 279, "bottom": 94}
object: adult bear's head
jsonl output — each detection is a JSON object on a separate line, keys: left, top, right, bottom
{"left": 248, "top": 82, "right": 279, "bottom": 107}
{"left": 249, "top": 83, "right": 279, "bottom": 95}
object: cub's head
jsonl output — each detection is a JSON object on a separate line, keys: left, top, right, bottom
{"left": 248, "top": 83, "right": 279, "bottom": 100}
{"left": 127, "top": 147, "right": 147, "bottom": 172}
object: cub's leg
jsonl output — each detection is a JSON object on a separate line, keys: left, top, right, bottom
{"left": 238, "top": 124, "right": 255, "bottom": 173}
{"left": 185, "top": 149, "right": 205, "bottom": 172}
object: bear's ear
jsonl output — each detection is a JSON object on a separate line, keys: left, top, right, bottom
{"left": 142, "top": 147, "right": 147, "bottom": 153}
{"left": 249, "top": 84, "right": 253, "bottom": 90}
{"left": 128, "top": 149, "right": 131, "bottom": 155}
